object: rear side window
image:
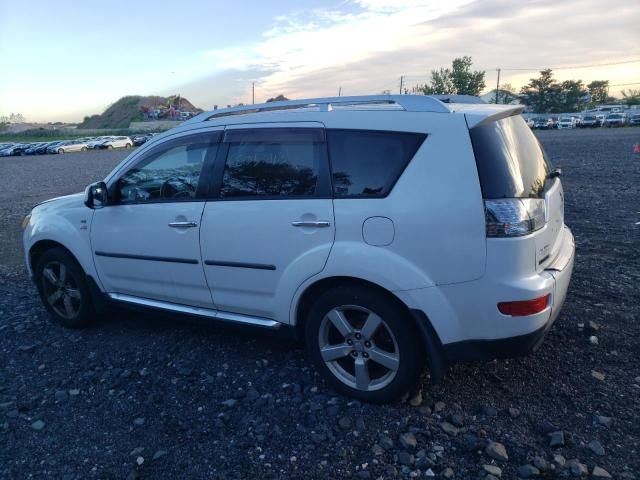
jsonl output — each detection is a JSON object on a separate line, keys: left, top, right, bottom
{"left": 220, "top": 128, "right": 325, "bottom": 198}
{"left": 470, "top": 115, "right": 552, "bottom": 199}
{"left": 327, "top": 130, "right": 426, "bottom": 197}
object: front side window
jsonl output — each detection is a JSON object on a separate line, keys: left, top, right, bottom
{"left": 327, "top": 130, "right": 427, "bottom": 197}
{"left": 220, "top": 128, "right": 324, "bottom": 198}
{"left": 115, "top": 133, "right": 219, "bottom": 203}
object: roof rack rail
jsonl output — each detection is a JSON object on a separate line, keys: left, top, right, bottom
{"left": 193, "top": 95, "right": 451, "bottom": 122}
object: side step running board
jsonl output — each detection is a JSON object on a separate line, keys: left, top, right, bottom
{"left": 108, "top": 293, "right": 281, "bottom": 329}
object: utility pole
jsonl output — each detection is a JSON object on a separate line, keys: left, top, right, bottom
{"left": 252, "top": 82, "right": 255, "bottom": 105}
{"left": 495, "top": 69, "right": 501, "bottom": 104}
{"left": 399, "top": 76, "right": 404, "bottom": 94}
{"left": 338, "top": 87, "right": 342, "bottom": 97}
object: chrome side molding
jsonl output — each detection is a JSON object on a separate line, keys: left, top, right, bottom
{"left": 108, "top": 293, "right": 281, "bottom": 329}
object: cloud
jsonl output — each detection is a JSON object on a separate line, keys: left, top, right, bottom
{"left": 178, "top": 0, "right": 640, "bottom": 107}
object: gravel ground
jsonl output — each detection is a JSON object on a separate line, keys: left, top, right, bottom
{"left": 1, "top": 130, "right": 639, "bottom": 479}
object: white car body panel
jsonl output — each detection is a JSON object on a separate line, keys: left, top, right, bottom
{"left": 23, "top": 194, "right": 98, "bottom": 282}
{"left": 200, "top": 198, "right": 335, "bottom": 320}
{"left": 91, "top": 202, "right": 214, "bottom": 307}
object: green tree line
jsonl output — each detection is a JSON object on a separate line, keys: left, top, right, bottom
{"left": 412, "top": 57, "right": 640, "bottom": 113}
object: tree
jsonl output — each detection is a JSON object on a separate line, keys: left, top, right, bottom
{"left": 587, "top": 80, "right": 610, "bottom": 106}
{"left": 8, "top": 112, "right": 25, "bottom": 123}
{"left": 519, "top": 69, "right": 561, "bottom": 113}
{"left": 416, "top": 56, "right": 485, "bottom": 96}
{"left": 266, "top": 94, "right": 289, "bottom": 103}
{"left": 621, "top": 89, "right": 640, "bottom": 106}
{"left": 488, "top": 83, "right": 520, "bottom": 104}
{"left": 557, "top": 80, "right": 588, "bottom": 112}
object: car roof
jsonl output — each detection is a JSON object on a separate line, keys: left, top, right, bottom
{"left": 181, "top": 94, "right": 524, "bottom": 130}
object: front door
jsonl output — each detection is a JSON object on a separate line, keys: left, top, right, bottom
{"left": 92, "top": 130, "right": 221, "bottom": 308}
{"left": 199, "top": 124, "right": 334, "bottom": 321}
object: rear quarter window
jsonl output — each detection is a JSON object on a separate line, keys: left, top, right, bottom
{"left": 327, "top": 130, "right": 426, "bottom": 197}
{"left": 469, "top": 115, "right": 552, "bottom": 199}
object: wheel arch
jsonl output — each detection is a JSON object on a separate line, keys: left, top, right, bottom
{"left": 29, "top": 239, "right": 80, "bottom": 275}
{"left": 294, "top": 275, "right": 448, "bottom": 382}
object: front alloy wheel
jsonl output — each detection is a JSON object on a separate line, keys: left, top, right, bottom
{"left": 41, "top": 261, "right": 81, "bottom": 319}
{"left": 35, "top": 247, "right": 94, "bottom": 328}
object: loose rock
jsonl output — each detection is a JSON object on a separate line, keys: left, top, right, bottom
{"left": 549, "top": 431, "right": 565, "bottom": 447}
{"left": 517, "top": 464, "right": 540, "bottom": 478}
{"left": 588, "top": 439, "right": 605, "bottom": 456}
{"left": 592, "top": 466, "right": 612, "bottom": 478}
{"left": 399, "top": 432, "right": 417, "bottom": 450}
{"left": 485, "top": 441, "right": 508, "bottom": 462}
{"left": 31, "top": 420, "right": 45, "bottom": 431}
{"left": 483, "top": 464, "right": 502, "bottom": 476}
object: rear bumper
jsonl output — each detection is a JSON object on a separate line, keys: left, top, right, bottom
{"left": 399, "top": 226, "right": 575, "bottom": 364}
{"left": 445, "top": 226, "right": 574, "bottom": 363}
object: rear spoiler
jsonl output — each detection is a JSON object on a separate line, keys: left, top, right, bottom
{"left": 449, "top": 104, "right": 525, "bottom": 129}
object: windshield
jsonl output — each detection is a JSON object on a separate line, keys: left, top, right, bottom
{"left": 470, "top": 115, "right": 553, "bottom": 199}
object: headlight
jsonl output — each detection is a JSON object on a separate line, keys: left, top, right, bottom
{"left": 21, "top": 213, "right": 32, "bottom": 230}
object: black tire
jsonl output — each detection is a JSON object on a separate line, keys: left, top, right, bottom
{"left": 81, "top": 147, "right": 87, "bottom": 151}
{"left": 125, "top": 143, "right": 131, "bottom": 149}
{"left": 305, "top": 285, "right": 424, "bottom": 403}
{"left": 35, "top": 247, "right": 94, "bottom": 328}
{"left": 108, "top": 145, "right": 114, "bottom": 149}
{"left": 57, "top": 149, "right": 64, "bottom": 154}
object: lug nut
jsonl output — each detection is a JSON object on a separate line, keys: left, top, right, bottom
{"left": 362, "top": 352, "right": 369, "bottom": 358}
{"left": 346, "top": 339, "right": 353, "bottom": 345}
{"left": 364, "top": 341, "right": 371, "bottom": 348}
{"left": 351, "top": 351, "right": 358, "bottom": 357}
{"left": 355, "top": 333, "right": 362, "bottom": 340}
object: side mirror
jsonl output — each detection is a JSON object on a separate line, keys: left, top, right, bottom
{"left": 84, "top": 181, "right": 108, "bottom": 209}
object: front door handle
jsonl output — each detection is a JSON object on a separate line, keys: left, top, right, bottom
{"left": 168, "top": 221, "right": 198, "bottom": 228}
{"left": 291, "top": 220, "right": 331, "bottom": 228}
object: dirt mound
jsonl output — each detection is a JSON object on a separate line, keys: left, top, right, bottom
{"left": 78, "top": 95, "right": 202, "bottom": 129}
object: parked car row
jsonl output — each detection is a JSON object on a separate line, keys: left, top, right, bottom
{"left": 0, "top": 136, "right": 135, "bottom": 157}
{"left": 529, "top": 112, "right": 640, "bottom": 129}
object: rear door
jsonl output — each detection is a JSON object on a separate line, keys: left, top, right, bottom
{"left": 199, "top": 123, "right": 334, "bottom": 321}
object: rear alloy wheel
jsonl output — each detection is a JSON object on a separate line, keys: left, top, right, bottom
{"left": 108, "top": 145, "right": 114, "bottom": 149}
{"left": 35, "top": 248, "right": 94, "bottom": 328}
{"left": 81, "top": 147, "right": 87, "bottom": 151}
{"left": 306, "top": 286, "right": 424, "bottom": 403}
{"left": 57, "top": 149, "right": 64, "bottom": 154}
{"left": 125, "top": 143, "right": 131, "bottom": 149}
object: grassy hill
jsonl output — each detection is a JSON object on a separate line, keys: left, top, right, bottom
{"left": 78, "top": 95, "right": 201, "bottom": 129}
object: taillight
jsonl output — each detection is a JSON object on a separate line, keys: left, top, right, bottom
{"left": 485, "top": 198, "right": 546, "bottom": 237}
{"left": 498, "top": 294, "right": 550, "bottom": 316}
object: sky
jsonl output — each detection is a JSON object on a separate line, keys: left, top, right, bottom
{"left": 1, "top": 0, "right": 639, "bottom": 122}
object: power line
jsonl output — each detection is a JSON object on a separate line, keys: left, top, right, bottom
{"left": 610, "top": 82, "right": 640, "bottom": 87}
{"left": 498, "top": 59, "right": 640, "bottom": 71}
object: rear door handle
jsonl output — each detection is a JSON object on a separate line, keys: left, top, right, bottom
{"left": 168, "top": 221, "right": 198, "bottom": 228}
{"left": 291, "top": 220, "right": 331, "bottom": 228}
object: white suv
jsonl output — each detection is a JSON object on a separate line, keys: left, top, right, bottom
{"left": 22, "top": 95, "right": 575, "bottom": 403}
{"left": 99, "top": 136, "right": 133, "bottom": 149}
